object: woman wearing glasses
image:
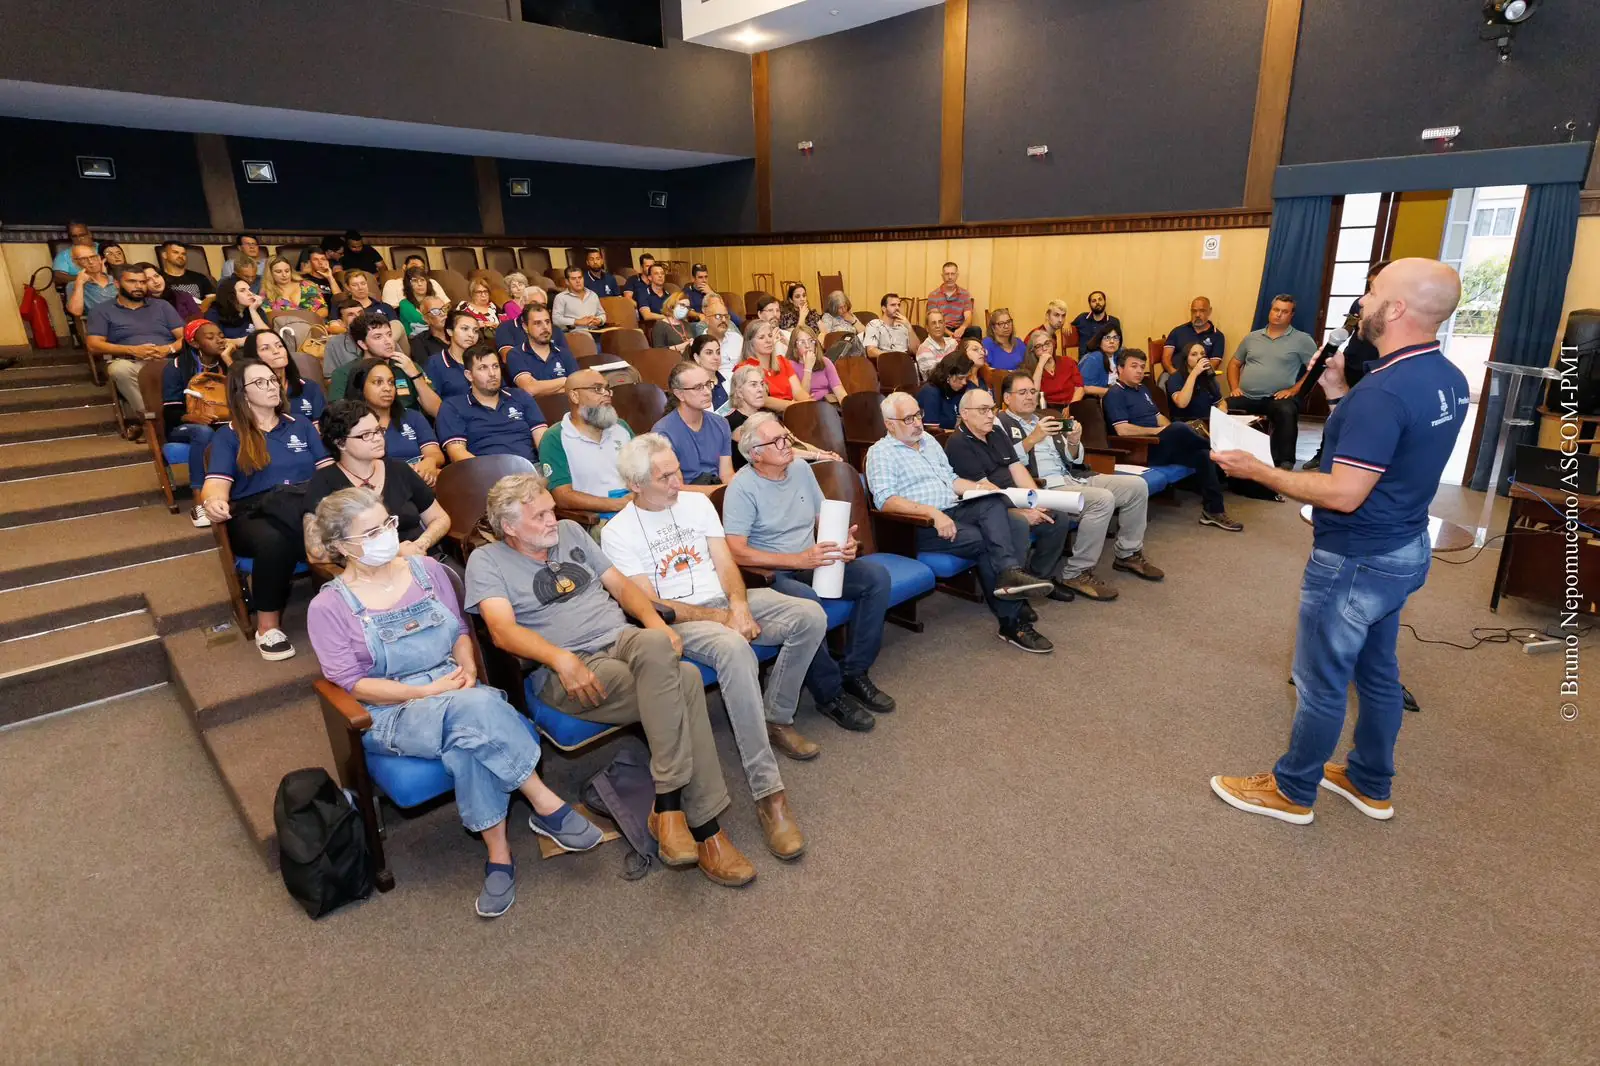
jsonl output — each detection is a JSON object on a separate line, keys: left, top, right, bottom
{"left": 983, "top": 309, "right": 1025, "bottom": 371}
{"left": 396, "top": 267, "right": 434, "bottom": 337}
{"left": 306, "top": 487, "right": 601, "bottom": 918}
{"left": 200, "top": 358, "right": 334, "bottom": 661}
{"left": 1022, "top": 328, "right": 1085, "bottom": 410}
{"left": 725, "top": 365, "right": 842, "bottom": 471}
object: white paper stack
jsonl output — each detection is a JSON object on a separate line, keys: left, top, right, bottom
{"left": 812, "top": 499, "right": 853, "bottom": 598}
{"left": 1208, "top": 406, "right": 1275, "bottom": 465}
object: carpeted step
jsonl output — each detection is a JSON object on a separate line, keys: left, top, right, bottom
{"left": 0, "top": 506, "right": 213, "bottom": 591}
{"left": 0, "top": 610, "right": 167, "bottom": 725}
{"left": 167, "top": 613, "right": 323, "bottom": 731}
{"left": 0, "top": 405, "right": 119, "bottom": 444}
{"left": 1, "top": 345, "right": 84, "bottom": 368}
{"left": 0, "top": 551, "right": 232, "bottom": 641}
{"left": 0, "top": 433, "right": 149, "bottom": 480}
{"left": 0, "top": 382, "right": 108, "bottom": 415}
{"left": 0, "top": 362, "right": 94, "bottom": 389}
{"left": 0, "top": 465, "right": 164, "bottom": 528}
{"left": 200, "top": 696, "right": 337, "bottom": 869}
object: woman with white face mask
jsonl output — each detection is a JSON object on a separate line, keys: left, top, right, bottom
{"left": 305, "top": 484, "right": 602, "bottom": 919}
{"left": 650, "top": 290, "right": 694, "bottom": 352}
{"left": 302, "top": 399, "right": 451, "bottom": 568}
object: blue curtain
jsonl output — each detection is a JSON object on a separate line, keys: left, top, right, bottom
{"left": 1467, "top": 182, "right": 1582, "bottom": 494}
{"left": 1252, "top": 195, "right": 1334, "bottom": 335}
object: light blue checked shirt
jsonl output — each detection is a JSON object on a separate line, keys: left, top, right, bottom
{"left": 866, "top": 433, "right": 959, "bottom": 511}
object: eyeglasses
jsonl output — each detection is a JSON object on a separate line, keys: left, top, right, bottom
{"left": 885, "top": 412, "right": 923, "bottom": 424}
{"left": 676, "top": 381, "right": 715, "bottom": 393}
{"left": 1011, "top": 387, "right": 1040, "bottom": 396}
{"left": 708, "top": 313, "right": 730, "bottom": 321}
{"left": 752, "top": 435, "right": 793, "bottom": 452}
{"left": 344, "top": 515, "right": 400, "bottom": 543}
{"left": 425, "top": 308, "right": 446, "bottom": 318}
{"left": 244, "top": 377, "right": 280, "bottom": 392}
{"left": 968, "top": 405, "right": 996, "bottom": 414}
{"left": 345, "top": 428, "right": 384, "bottom": 443}
{"left": 572, "top": 383, "right": 613, "bottom": 396}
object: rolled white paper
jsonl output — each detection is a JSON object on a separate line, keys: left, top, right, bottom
{"left": 1031, "top": 488, "right": 1084, "bottom": 514}
{"left": 812, "top": 499, "right": 853, "bottom": 598}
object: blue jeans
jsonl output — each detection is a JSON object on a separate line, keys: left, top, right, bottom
{"left": 168, "top": 422, "right": 216, "bottom": 491}
{"left": 1274, "top": 533, "right": 1431, "bottom": 806}
{"left": 770, "top": 557, "right": 893, "bottom": 702}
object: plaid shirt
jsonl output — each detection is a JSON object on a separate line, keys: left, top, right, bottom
{"left": 926, "top": 285, "right": 974, "bottom": 331}
{"left": 866, "top": 433, "right": 959, "bottom": 511}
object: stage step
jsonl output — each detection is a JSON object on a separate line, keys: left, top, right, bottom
{"left": 0, "top": 506, "right": 213, "bottom": 591}
{"left": 0, "top": 405, "right": 119, "bottom": 445}
{"left": 0, "top": 433, "right": 148, "bottom": 481}
{"left": 0, "top": 362, "right": 94, "bottom": 389}
{"left": 0, "top": 610, "right": 167, "bottom": 726}
{"left": 0, "top": 381, "right": 108, "bottom": 415}
{"left": 0, "top": 465, "right": 164, "bottom": 528}
{"left": 167, "top": 613, "right": 322, "bottom": 731}
{"left": 0, "top": 550, "right": 231, "bottom": 641}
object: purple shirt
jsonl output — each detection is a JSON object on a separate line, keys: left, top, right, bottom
{"left": 306, "top": 557, "right": 469, "bottom": 692}
{"left": 788, "top": 356, "right": 842, "bottom": 401}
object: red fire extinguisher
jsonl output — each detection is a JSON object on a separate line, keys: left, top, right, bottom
{"left": 21, "top": 266, "right": 59, "bottom": 349}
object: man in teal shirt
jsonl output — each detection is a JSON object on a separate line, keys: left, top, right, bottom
{"left": 1226, "top": 294, "right": 1318, "bottom": 468}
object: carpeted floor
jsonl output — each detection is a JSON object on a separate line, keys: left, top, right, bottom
{"left": 1, "top": 487, "right": 1594, "bottom": 1065}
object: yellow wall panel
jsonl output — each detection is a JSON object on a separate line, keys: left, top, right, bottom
{"left": 1389, "top": 190, "right": 1450, "bottom": 262}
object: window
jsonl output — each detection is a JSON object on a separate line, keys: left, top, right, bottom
{"left": 1319, "top": 192, "right": 1393, "bottom": 344}
{"left": 1472, "top": 208, "right": 1494, "bottom": 237}
{"left": 1492, "top": 207, "right": 1516, "bottom": 237}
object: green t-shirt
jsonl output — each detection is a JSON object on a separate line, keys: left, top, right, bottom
{"left": 328, "top": 358, "right": 422, "bottom": 411}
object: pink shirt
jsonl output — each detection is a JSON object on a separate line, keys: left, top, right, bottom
{"left": 789, "top": 356, "right": 842, "bottom": 401}
{"left": 306, "top": 557, "right": 469, "bottom": 691}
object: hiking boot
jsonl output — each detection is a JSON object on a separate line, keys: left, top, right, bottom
{"left": 1209, "top": 771, "right": 1313, "bottom": 824}
{"left": 1200, "top": 510, "right": 1244, "bottom": 532}
{"left": 1059, "top": 572, "right": 1118, "bottom": 601}
{"left": 1319, "top": 764, "right": 1394, "bottom": 820}
{"left": 1112, "top": 552, "right": 1164, "bottom": 581}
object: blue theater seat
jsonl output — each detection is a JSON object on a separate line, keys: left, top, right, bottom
{"left": 1139, "top": 464, "right": 1196, "bottom": 494}
{"left": 364, "top": 712, "right": 544, "bottom": 809}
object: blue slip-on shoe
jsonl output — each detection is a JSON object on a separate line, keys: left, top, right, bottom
{"left": 476, "top": 861, "right": 516, "bottom": 919}
{"left": 529, "top": 803, "right": 604, "bottom": 852}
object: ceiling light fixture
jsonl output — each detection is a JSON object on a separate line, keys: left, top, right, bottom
{"left": 732, "top": 27, "right": 766, "bottom": 47}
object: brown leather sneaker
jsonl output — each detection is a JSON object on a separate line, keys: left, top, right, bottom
{"left": 647, "top": 809, "right": 698, "bottom": 866}
{"left": 1112, "top": 551, "right": 1165, "bottom": 581}
{"left": 1060, "top": 572, "right": 1119, "bottom": 600}
{"left": 756, "top": 791, "right": 807, "bottom": 860}
{"left": 767, "top": 722, "right": 820, "bottom": 761}
{"left": 1209, "top": 771, "right": 1314, "bottom": 824}
{"left": 1319, "top": 763, "right": 1394, "bottom": 820}
{"left": 696, "top": 830, "right": 757, "bottom": 887}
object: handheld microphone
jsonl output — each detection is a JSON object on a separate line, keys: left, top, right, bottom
{"left": 1297, "top": 327, "right": 1350, "bottom": 401}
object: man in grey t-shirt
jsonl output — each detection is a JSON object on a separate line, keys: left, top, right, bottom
{"left": 1226, "top": 293, "right": 1319, "bottom": 468}
{"left": 464, "top": 471, "right": 756, "bottom": 887}
{"left": 722, "top": 413, "right": 898, "bottom": 726}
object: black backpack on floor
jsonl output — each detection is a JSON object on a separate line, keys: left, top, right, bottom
{"left": 274, "top": 768, "right": 374, "bottom": 918}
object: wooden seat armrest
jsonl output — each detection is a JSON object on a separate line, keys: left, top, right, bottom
{"left": 738, "top": 567, "right": 775, "bottom": 588}
{"left": 315, "top": 678, "right": 372, "bottom": 731}
{"left": 1082, "top": 450, "right": 1117, "bottom": 475}
{"left": 554, "top": 507, "right": 601, "bottom": 527}
{"left": 869, "top": 506, "right": 933, "bottom": 558}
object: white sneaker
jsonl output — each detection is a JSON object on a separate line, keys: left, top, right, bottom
{"left": 190, "top": 504, "right": 211, "bottom": 528}
{"left": 255, "top": 628, "right": 295, "bottom": 661}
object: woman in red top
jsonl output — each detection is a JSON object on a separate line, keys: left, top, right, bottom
{"left": 737, "top": 318, "right": 805, "bottom": 412}
{"left": 1022, "top": 328, "right": 1084, "bottom": 409}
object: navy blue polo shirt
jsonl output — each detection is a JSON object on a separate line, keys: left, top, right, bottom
{"left": 634, "top": 284, "right": 669, "bottom": 318}
{"left": 1103, "top": 379, "right": 1161, "bottom": 429}
{"left": 1313, "top": 342, "right": 1469, "bottom": 556}
{"left": 506, "top": 340, "right": 578, "bottom": 387}
{"left": 1071, "top": 312, "right": 1121, "bottom": 349}
{"left": 358, "top": 299, "right": 398, "bottom": 323}
{"left": 1165, "top": 370, "right": 1223, "bottom": 421}
{"left": 494, "top": 318, "right": 526, "bottom": 352}
{"left": 1165, "top": 321, "right": 1226, "bottom": 365}
{"left": 286, "top": 377, "right": 326, "bottom": 424}
{"left": 423, "top": 349, "right": 471, "bottom": 401}
{"left": 202, "top": 310, "right": 254, "bottom": 340}
{"left": 584, "top": 270, "right": 620, "bottom": 298}
{"left": 204, "top": 414, "right": 332, "bottom": 499}
{"left": 384, "top": 407, "right": 439, "bottom": 464}
{"left": 435, "top": 389, "right": 546, "bottom": 461}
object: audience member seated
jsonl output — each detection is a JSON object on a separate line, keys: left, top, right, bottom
{"left": 960, "top": 335, "right": 989, "bottom": 373}
{"left": 683, "top": 263, "right": 737, "bottom": 327}
{"left": 307, "top": 486, "right": 598, "bottom": 918}
{"left": 624, "top": 254, "right": 657, "bottom": 305}
{"left": 156, "top": 242, "right": 214, "bottom": 303}
{"left": 926, "top": 261, "right": 974, "bottom": 335}
{"left": 915, "top": 308, "right": 957, "bottom": 380}
{"left": 467, "top": 472, "right": 754, "bottom": 885}
{"left": 1028, "top": 299, "right": 1069, "bottom": 355}
{"left": 819, "top": 289, "right": 865, "bottom": 338}
{"left": 1071, "top": 291, "right": 1121, "bottom": 354}
{"left": 87, "top": 263, "right": 186, "bottom": 440}
{"left": 205, "top": 275, "right": 271, "bottom": 346}
{"left": 602, "top": 435, "right": 821, "bottom": 859}
{"left": 162, "top": 320, "right": 233, "bottom": 526}
{"left": 1225, "top": 294, "right": 1317, "bottom": 469}
{"left": 582, "top": 248, "right": 621, "bottom": 298}
{"left": 725, "top": 412, "right": 896, "bottom": 731}
{"left": 1163, "top": 296, "right": 1225, "bottom": 373}
{"left": 688, "top": 334, "right": 729, "bottom": 408}
{"left": 321, "top": 298, "right": 367, "bottom": 376}
{"left": 866, "top": 393, "right": 1053, "bottom": 652}
{"left": 651, "top": 290, "right": 695, "bottom": 352}
{"left": 299, "top": 248, "right": 342, "bottom": 306}
{"left": 338, "top": 231, "right": 384, "bottom": 274}
{"left": 394, "top": 267, "right": 434, "bottom": 337}
{"left": 634, "top": 263, "right": 671, "bottom": 326}
{"left": 262, "top": 256, "right": 328, "bottom": 319}
{"left": 540, "top": 370, "right": 634, "bottom": 515}
{"left": 1104, "top": 349, "right": 1242, "bottom": 532}
{"left": 751, "top": 292, "right": 789, "bottom": 356}
{"left": 552, "top": 265, "right": 606, "bottom": 333}
{"left": 230, "top": 255, "right": 261, "bottom": 295}
{"left": 506, "top": 305, "right": 579, "bottom": 398}
{"left": 343, "top": 269, "right": 397, "bottom": 324}
{"left": 141, "top": 262, "right": 201, "bottom": 321}
{"left": 64, "top": 243, "right": 116, "bottom": 317}
{"left": 412, "top": 295, "right": 453, "bottom": 362}
{"left": 328, "top": 311, "right": 438, "bottom": 416}
{"left": 1076, "top": 325, "right": 1121, "bottom": 398}
{"left": 304, "top": 400, "right": 450, "bottom": 568}
{"left": 221, "top": 235, "right": 266, "bottom": 280}
{"left": 437, "top": 345, "right": 548, "bottom": 463}
{"left": 495, "top": 284, "right": 556, "bottom": 354}
{"left": 654, "top": 362, "right": 733, "bottom": 486}
{"left": 249, "top": 330, "right": 326, "bottom": 424}
{"left": 344, "top": 360, "right": 444, "bottom": 484}
{"left": 737, "top": 320, "right": 804, "bottom": 412}
{"left": 700, "top": 297, "right": 741, "bottom": 383}
{"left": 864, "top": 293, "right": 915, "bottom": 356}
{"left": 778, "top": 283, "right": 822, "bottom": 333}
{"left": 994, "top": 374, "right": 1164, "bottom": 598}
{"left": 383, "top": 255, "right": 448, "bottom": 309}
{"left": 787, "top": 325, "right": 847, "bottom": 404}
{"left": 458, "top": 275, "right": 501, "bottom": 330}
{"left": 1166, "top": 342, "right": 1226, "bottom": 422}
{"left": 917, "top": 350, "right": 980, "bottom": 430}
{"left": 501, "top": 272, "right": 531, "bottom": 322}
{"left": 1021, "top": 328, "right": 1084, "bottom": 410}
{"left": 52, "top": 220, "right": 95, "bottom": 284}
{"left": 983, "top": 308, "right": 1026, "bottom": 371}
{"left": 99, "top": 242, "right": 127, "bottom": 273}
{"left": 724, "top": 367, "right": 841, "bottom": 471}
{"left": 201, "top": 357, "right": 333, "bottom": 660}
{"left": 421, "top": 308, "right": 480, "bottom": 400}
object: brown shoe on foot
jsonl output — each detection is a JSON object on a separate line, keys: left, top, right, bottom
{"left": 767, "top": 722, "right": 819, "bottom": 761}
{"left": 756, "top": 791, "right": 807, "bottom": 860}
{"left": 647, "top": 809, "right": 698, "bottom": 866}
{"left": 1319, "top": 763, "right": 1394, "bottom": 820}
{"left": 1199, "top": 510, "right": 1244, "bottom": 532}
{"left": 1059, "top": 572, "right": 1119, "bottom": 601}
{"left": 1112, "top": 551, "right": 1165, "bottom": 581}
{"left": 697, "top": 830, "right": 757, "bottom": 886}
{"left": 1209, "top": 771, "right": 1313, "bottom": 824}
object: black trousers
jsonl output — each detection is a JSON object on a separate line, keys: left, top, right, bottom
{"left": 1148, "top": 423, "right": 1225, "bottom": 513}
{"left": 227, "top": 512, "right": 306, "bottom": 614}
{"left": 913, "top": 494, "right": 1026, "bottom": 623}
{"left": 1224, "top": 394, "right": 1300, "bottom": 466}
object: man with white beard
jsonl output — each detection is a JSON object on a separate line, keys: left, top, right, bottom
{"left": 540, "top": 369, "right": 637, "bottom": 518}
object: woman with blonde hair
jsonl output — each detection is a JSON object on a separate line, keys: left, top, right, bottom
{"left": 735, "top": 319, "right": 804, "bottom": 412}
{"left": 724, "top": 365, "right": 842, "bottom": 470}
{"left": 651, "top": 290, "right": 694, "bottom": 351}
{"left": 260, "top": 255, "right": 327, "bottom": 318}
{"left": 457, "top": 275, "right": 500, "bottom": 328}
{"left": 501, "top": 272, "right": 530, "bottom": 322}
{"left": 786, "top": 324, "right": 847, "bottom": 404}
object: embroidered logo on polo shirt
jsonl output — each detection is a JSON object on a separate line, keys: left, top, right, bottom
{"left": 299, "top": 398, "right": 313, "bottom": 417}
{"left": 506, "top": 406, "right": 524, "bottom": 421}
{"left": 401, "top": 424, "right": 417, "bottom": 440}
{"left": 286, "top": 434, "right": 307, "bottom": 453}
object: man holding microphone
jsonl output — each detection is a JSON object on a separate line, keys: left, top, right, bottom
{"left": 1208, "top": 259, "right": 1468, "bottom": 824}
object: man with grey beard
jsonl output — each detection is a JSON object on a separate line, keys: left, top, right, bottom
{"left": 540, "top": 368, "right": 637, "bottom": 517}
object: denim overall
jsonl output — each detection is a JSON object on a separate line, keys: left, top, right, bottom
{"left": 335, "top": 557, "right": 538, "bottom": 834}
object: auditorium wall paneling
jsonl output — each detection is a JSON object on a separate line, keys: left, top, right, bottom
{"left": 0, "top": 0, "right": 753, "bottom": 160}
{"left": 1282, "top": 0, "right": 1600, "bottom": 164}
{"left": 766, "top": 7, "right": 944, "bottom": 232}
{"left": 498, "top": 160, "right": 757, "bottom": 239}
{"left": 961, "top": 0, "right": 1270, "bottom": 220}
{"left": 654, "top": 226, "right": 1270, "bottom": 362}
{"left": 0, "top": 118, "right": 210, "bottom": 228}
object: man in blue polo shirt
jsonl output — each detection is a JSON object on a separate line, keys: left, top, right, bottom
{"left": 1103, "top": 349, "right": 1241, "bottom": 532}
{"left": 633, "top": 262, "right": 671, "bottom": 329}
{"left": 506, "top": 305, "right": 578, "bottom": 398}
{"left": 436, "top": 346, "right": 548, "bottom": 463}
{"left": 582, "top": 248, "right": 620, "bottom": 298}
{"left": 86, "top": 263, "right": 186, "bottom": 436}
{"left": 1209, "top": 259, "right": 1468, "bottom": 826}
{"left": 494, "top": 285, "right": 564, "bottom": 354}
{"left": 1162, "top": 296, "right": 1225, "bottom": 373}
{"left": 623, "top": 254, "right": 657, "bottom": 305}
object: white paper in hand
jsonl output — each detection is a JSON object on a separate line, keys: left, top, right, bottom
{"left": 1209, "top": 406, "right": 1274, "bottom": 465}
{"left": 812, "top": 499, "right": 853, "bottom": 598}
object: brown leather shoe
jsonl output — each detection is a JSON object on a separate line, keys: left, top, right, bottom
{"left": 1112, "top": 551, "right": 1165, "bottom": 581}
{"left": 647, "top": 809, "right": 697, "bottom": 866}
{"left": 767, "top": 722, "right": 819, "bottom": 761}
{"left": 1059, "top": 572, "right": 1118, "bottom": 600}
{"left": 696, "top": 830, "right": 757, "bottom": 886}
{"left": 1319, "top": 763, "right": 1394, "bottom": 820}
{"left": 756, "top": 791, "right": 807, "bottom": 860}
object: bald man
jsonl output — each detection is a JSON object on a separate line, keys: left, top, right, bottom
{"left": 539, "top": 369, "right": 636, "bottom": 516}
{"left": 1209, "top": 258, "right": 1469, "bottom": 825}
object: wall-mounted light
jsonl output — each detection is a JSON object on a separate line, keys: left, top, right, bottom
{"left": 1026, "top": 145, "right": 1049, "bottom": 159}
{"left": 77, "top": 156, "right": 115, "bottom": 180}
{"left": 507, "top": 178, "right": 532, "bottom": 197}
{"left": 242, "top": 160, "right": 276, "bottom": 184}
{"left": 798, "top": 141, "right": 814, "bottom": 155}
{"left": 649, "top": 191, "right": 668, "bottom": 209}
